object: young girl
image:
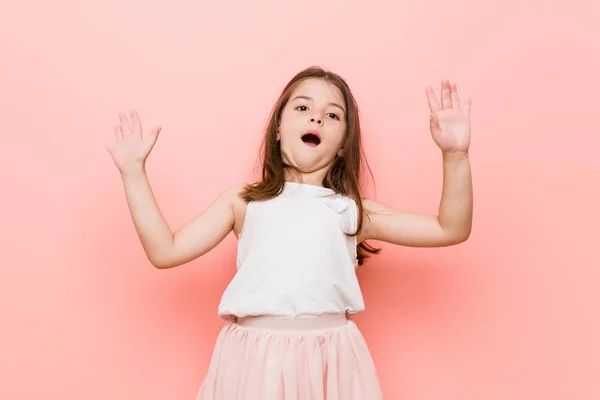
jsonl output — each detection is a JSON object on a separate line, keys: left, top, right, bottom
{"left": 107, "top": 66, "right": 473, "bottom": 399}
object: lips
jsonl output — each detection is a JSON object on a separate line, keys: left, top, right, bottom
{"left": 301, "top": 130, "right": 321, "bottom": 147}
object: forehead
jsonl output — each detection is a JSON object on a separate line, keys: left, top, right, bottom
{"left": 290, "top": 78, "right": 344, "bottom": 104}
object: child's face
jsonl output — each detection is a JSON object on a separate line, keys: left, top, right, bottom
{"left": 278, "top": 78, "right": 347, "bottom": 175}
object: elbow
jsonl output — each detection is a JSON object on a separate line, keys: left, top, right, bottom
{"left": 152, "top": 261, "right": 169, "bottom": 270}
{"left": 149, "top": 253, "right": 175, "bottom": 270}
{"left": 451, "top": 228, "right": 471, "bottom": 245}
{"left": 437, "top": 216, "right": 472, "bottom": 246}
{"left": 442, "top": 226, "right": 471, "bottom": 246}
{"left": 149, "top": 251, "right": 191, "bottom": 269}
{"left": 456, "top": 234, "right": 470, "bottom": 245}
{"left": 150, "top": 258, "right": 169, "bottom": 269}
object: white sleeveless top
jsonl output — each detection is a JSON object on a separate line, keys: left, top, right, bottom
{"left": 217, "top": 181, "right": 366, "bottom": 320}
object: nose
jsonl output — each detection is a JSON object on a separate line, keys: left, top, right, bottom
{"left": 310, "top": 115, "right": 323, "bottom": 125}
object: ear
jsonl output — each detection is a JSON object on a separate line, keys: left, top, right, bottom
{"left": 276, "top": 126, "right": 280, "bottom": 141}
{"left": 337, "top": 148, "right": 344, "bottom": 157}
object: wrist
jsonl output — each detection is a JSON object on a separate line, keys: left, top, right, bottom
{"left": 442, "top": 150, "right": 469, "bottom": 162}
{"left": 120, "top": 164, "right": 147, "bottom": 180}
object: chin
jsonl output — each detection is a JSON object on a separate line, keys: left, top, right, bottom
{"left": 281, "top": 145, "right": 336, "bottom": 169}
{"left": 289, "top": 156, "right": 334, "bottom": 174}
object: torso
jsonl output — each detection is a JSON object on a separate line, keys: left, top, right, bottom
{"left": 230, "top": 184, "right": 368, "bottom": 243}
{"left": 231, "top": 194, "right": 248, "bottom": 239}
{"left": 217, "top": 181, "right": 366, "bottom": 320}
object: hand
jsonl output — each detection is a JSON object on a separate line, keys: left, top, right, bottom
{"left": 107, "top": 110, "right": 161, "bottom": 174}
{"left": 425, "top": 80, "right": 472, "bottom": 154}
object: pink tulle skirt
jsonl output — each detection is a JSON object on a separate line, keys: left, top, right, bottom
{"left": 196, "top": 313, "right": 383, "bottom": 399}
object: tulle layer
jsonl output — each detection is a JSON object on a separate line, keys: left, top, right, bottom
{"left": 196, "top": 315, "right": 383, "bottom": 400}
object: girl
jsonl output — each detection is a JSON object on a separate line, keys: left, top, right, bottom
{"left": 107, "top": 66, "right": 473, "bottom": 399}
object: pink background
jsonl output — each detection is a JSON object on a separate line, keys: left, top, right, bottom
{"left": 1, "top": 0, "right": 599, "bottom": 399}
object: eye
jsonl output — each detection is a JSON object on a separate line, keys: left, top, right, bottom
{"left": 295, "top": 105, "right": 308, "bottom": 111}
{"left": 327, "top": 113, "right": 340, "bottom": 120}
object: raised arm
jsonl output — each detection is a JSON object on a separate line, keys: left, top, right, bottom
{"left": 108, "top": 110, "right": 239, "bottom": 269}
{"left": 359, "top": 152, "right": 472, "bottom": 247}
{"left": 358, "top": 80, "right": 473, "bottom": 247}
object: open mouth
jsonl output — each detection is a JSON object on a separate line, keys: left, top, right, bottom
{"left": 301, "top": 133, "right": 321, "bottom": 147}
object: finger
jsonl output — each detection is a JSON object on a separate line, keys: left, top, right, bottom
{"left": 429, "top": 113, "right": 436, "bottom": 125}
{"left": 462, "top": 97, "right": 472, "bottom": 117}
{"left": 429, "top": 113, "right": 441, "bottom": 127}
{"left": 425, "top": 86, "right": 441, "bottom": 114}
{"left": 130, "top": 110, "right": 142, "bottom": 137}
{"left": 147, "top": 126, "right": 161, "bottom": 141}
{"left": 144, "top": 127, "right": 162, "bottom": 153}
{"left": 429, "top": 114, "right": 442, "bottom": 136}
{"left": 114, "top": 125, "right": 123, "bottom": 142}
{"left": 119, "top": 113, "right": 131, "bottom": 136}
{"left": 450, "top": 82, "right": 460, "bottom": 109}
{"left": 441, "top": 80, "right": 452, "bottom": 109}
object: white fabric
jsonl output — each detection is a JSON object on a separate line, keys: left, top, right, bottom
{"left": 217, "top": 181, "right": 365, "bottom": 320}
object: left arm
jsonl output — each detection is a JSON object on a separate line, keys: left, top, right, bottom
{"left": 359, "top": 152, "right": 472, "bottom": 247}
{"left": 358, "top": 80, "right": 473, "bottom": 247}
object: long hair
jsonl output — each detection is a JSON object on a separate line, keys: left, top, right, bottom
{"left": 240, "top": 65, "right": 380, "bottom": 265}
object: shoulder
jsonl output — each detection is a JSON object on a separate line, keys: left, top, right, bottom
{"left": 220, "top": 183, "right": 247, "bottom": 207}
{"left": 355, "top": 198, "right": 395, "bottom": 243}
{"left": 361, "top": 198, "right": 394, "bottom": 215}
{"left": 336, "top": 196, "right": 392, "bottom": 216}
{"left": 222, "top": 182, "right": 245, "bottom": 197}
{"left": 221, "top": 183, "right": 253, "bottom": 236}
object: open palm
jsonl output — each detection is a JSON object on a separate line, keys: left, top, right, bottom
{"left": 107, "top": 110, "right": 161, "bottom": 174}
{"left": 426, "top": 80, "right": 472, "bottom": 154}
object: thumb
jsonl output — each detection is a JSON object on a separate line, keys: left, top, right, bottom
{"left": 429, "top": 114, "right": 438, "bottom": 126}
{"left": 152, "top": 127, "right": 162, "bottom": 141}
{"left": 462, "top": 98, "right": 472, "bottom": 117}
{"left": 145, "top": 127, "right": 162, "bottom": 151}
{"left": 429, "top": 114, "right": 443, "bottom": 136}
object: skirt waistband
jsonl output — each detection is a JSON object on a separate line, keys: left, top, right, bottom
{"left": 235, "top": 313, "right": 348, "bottom": 330}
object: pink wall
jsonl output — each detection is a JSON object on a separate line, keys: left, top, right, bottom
{"left": 1, "top": 0, "right": 599, "bottom": 398}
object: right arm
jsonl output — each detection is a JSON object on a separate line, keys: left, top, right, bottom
{"left": 108, "top": 110, "right": 239, "bottom": 269}
{"left": 121, "top": 168, "right": 239, "bottom": 269}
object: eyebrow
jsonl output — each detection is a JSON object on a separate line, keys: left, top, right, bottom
{"left": 291, "top": 95, "right": 346, "bottom": 114}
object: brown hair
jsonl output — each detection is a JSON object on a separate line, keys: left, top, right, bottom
{"left": 240, "top": 65, "right": 380, "bottom": 266}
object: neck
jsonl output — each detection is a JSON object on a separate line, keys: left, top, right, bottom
{"left": 284, "top": 167, "right": 330, "bottom": 187}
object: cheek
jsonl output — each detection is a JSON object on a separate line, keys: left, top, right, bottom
{"left": 278, "top": 125, "right": 294, "bottom": 142}
{"left": 278, "top": 111, "right": 296, "bottom": 134}
{"left": 328, "top": 125, "right": 347, "bottom": 148}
